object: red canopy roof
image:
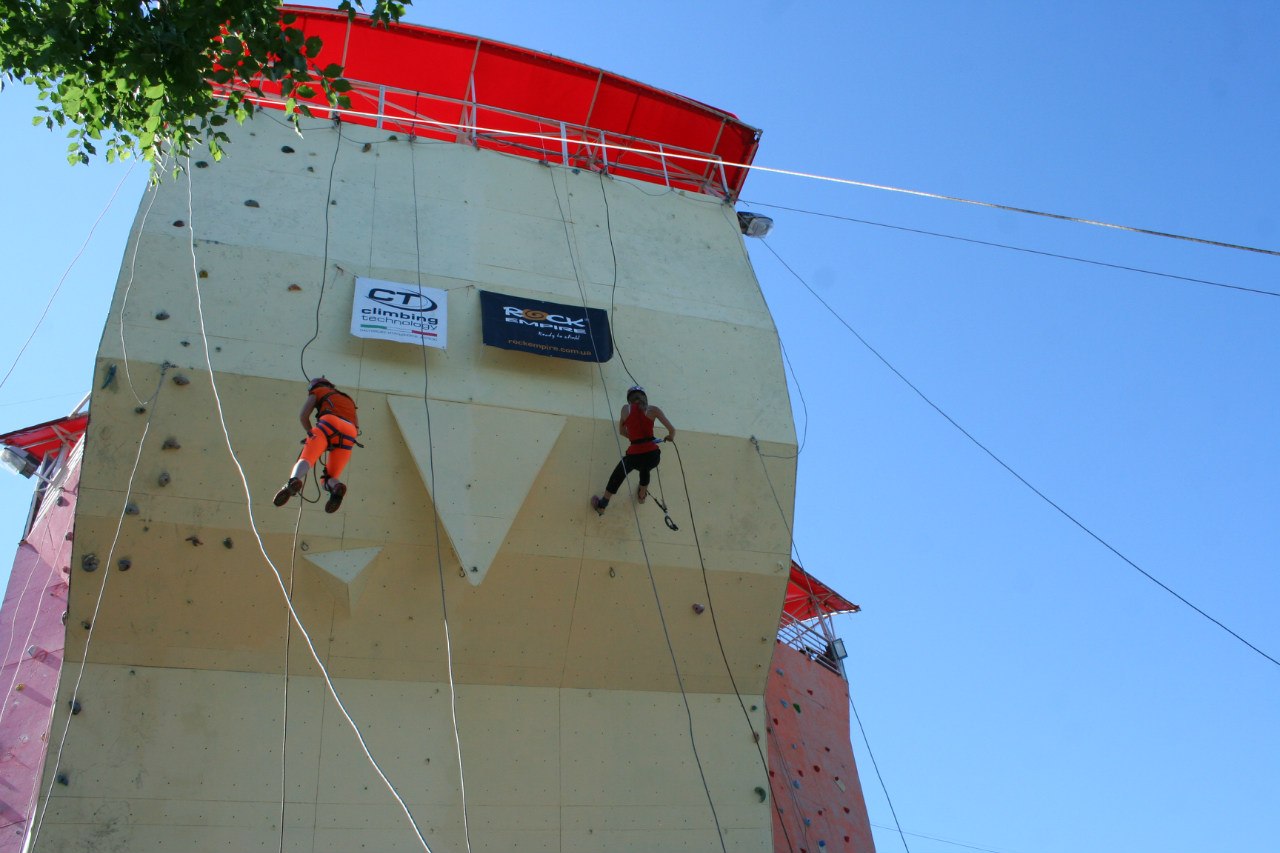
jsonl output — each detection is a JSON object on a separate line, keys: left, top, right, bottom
{"left": 0, "top": 413, "right": 88, "bottom": 463}
{"left": 783, "top": 561, "right": 860, "bottom": 622}
{"left": 247, "top": 7, "right": 761, "bottom": 197}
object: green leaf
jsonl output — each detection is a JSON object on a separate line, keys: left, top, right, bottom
{"left": 322, "top": 63, "right": 344, "bottom": 79}
{"left": 143, "top": 83, "right": 165, "bottom": 99}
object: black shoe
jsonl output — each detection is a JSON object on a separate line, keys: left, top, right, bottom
{"left": 324, "top": 482, "right": 347, "bottom": 514}
{"left": 591, "top": 495, "right": 608, "bottom": 515}
{"left": 273, "top": 477, "right": 303, "bottom": 507}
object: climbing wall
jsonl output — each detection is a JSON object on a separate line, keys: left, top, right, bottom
{"left": 766, "top": 643, "right": 877, "bottom": 853}
{"left": 0, "top": 443, "right": 81, "bottom": 852}
{"left": 31, "top": 108, "right": 798, "bottom": 850}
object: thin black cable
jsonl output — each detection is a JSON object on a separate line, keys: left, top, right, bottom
{"left": 764, "top": 723, "right": 813, "bottom": 851}
{"left": 760, "top": 238, "right": 1280, "bottom": 670}
{"left": 549, "top": 166, "right": 728, "bottom": 852}
{"left": 868, "top": 822, "right": 1029, "bottom": 853}
{"left": 278, "top": 503, "right": 304, "bottom": 853}
{"left": 741, "top": 200, "right": 1280, "bottom": 298}
{"left": 410, "top": 134, "right": 474, "bottom": 853}
{"left": 849, "top": 694, "right": 913, "bottom": 853}
{"left": 299, "top": 122, "right": 343, "bottom": 381}
{"left": 594, "top": 182, "right": 793, "bottom": 850}
{"left": 749, "top": 440, "right": 913, "bottom": 853}
{"left": 769, "top": 337, "right": 809, "bottom": 459}
{"left": 597, "top": 171, "right": 639, "bottom": 386}
{"left": 666, "top": 441, "right": 799, "bottom": 853}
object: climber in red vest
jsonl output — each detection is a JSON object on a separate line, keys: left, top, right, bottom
{"left": 591, "top": 385, "right": 675, "bottom": 515}
{"left": 273, "top": 376, "right": 359, "bottom": 513}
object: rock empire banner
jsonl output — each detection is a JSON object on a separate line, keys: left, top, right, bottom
{"left": 479, "top": 290, "right": 613, "bottom": 362}
{"left": 350, "top": 276, "right": 448, "bottom": 348}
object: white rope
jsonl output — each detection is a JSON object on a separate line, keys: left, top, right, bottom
{"left": 0, "top": 160, "right": 139, "bottom": 397}
{"left": 181, "top": 162, "right": 435, "bottom": 853}
{"left": 0, "top": 495, "right": 75, "bottom": 733}
{"left": 117, "top": 152, "right": 171, "bottom": 405}
{"left": 27, "top": 369, "right": 165, "bottom": 850}
{"left": 213, "top": 91, "right": 1280, "bottom": 256}
{"left": 407, "top": 136, "right": 474, "bottom": 853}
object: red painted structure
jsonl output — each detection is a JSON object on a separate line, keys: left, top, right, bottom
{"left": 766, "top": 565, "right": 876, "bottom": 853}
{"left": 0, "top": 416, "right": 87, "bottom": 852}
{"left": 224, "top": 6, "right": 762, "bottom": 198}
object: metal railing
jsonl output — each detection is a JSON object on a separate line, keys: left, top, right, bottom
{"left": 224, "top": 77, "right": 734, "bottom": 198}
{"left": 778, "top": 612, "right": 846, "bottom": 678}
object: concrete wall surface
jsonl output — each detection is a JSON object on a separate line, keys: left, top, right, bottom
{"left": 35, "top": 116, "right": 798, "bottom": 851}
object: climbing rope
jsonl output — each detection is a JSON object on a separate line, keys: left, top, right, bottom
{"left": 180, "top": 160, "right": 437, "bottom": 853}
{"left": 0, "top": 159, "right": 140, "bottom": 398}
{"left": 408, "top": 132, "right": 475, "bottom": 853}
{"left": 550, "top": 165, "right": 729, "bottom": 853}
{"left": 298, "top": 121, "right": 343, "bottom": 383}
{"left": 28, "top": 362, "right": 170, "bottom": 851}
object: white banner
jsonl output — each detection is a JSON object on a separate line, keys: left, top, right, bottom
{"left": 350, "top": 276, "right": 448, "bottom": 348}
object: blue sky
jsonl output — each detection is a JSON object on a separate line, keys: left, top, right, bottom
{"left": 2, "top": 3, "right": 1278, "bottom": 852}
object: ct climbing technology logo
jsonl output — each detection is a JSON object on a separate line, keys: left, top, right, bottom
{"left": 350, "top": 276, "right": 448, "bottom": 349}
{"left": 366, "top": 286, "right": 439, "bottom": 313}
{"left": 479, "top": 290, "right": 613, "bottom": 363}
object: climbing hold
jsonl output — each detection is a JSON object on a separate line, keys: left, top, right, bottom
{"left": 194, "top": 161, "right": 208, "bottom": 169}
{"left": 198, "top": 269, "right": 208, "bottom": 279}
{"left": 185, "top": 535, "right": 203, "bottom": 547}
{"left": 281, "top": 145, "right": 295, "bottom": 153}
{"left": 754, "top": 786, "right": 767, "bottom": 803}
{"left": 361, "top": 142, "right": 372, "bottom": 152}
{"left": 69, "top": 700, "right": 81, "bottom": 715}
{"left": 288, "top": 283, "right": 302, "bottom": 292}
{"left": 299, "top": 542, "right": 309, "bottom": 552}
{"left": 691, "top": 603, "right": 705, "bottom": 614}
{"left": 776, "top": 669, "right": 784, "bottom": 676}
{"left": 157, "top": 472, "right": 171, "bottom": 487}
{"left": 222, "top": 537, "right": 233, "bottom": 549}
{"left": 56, "top": 496, "right": 68, "bottom": 507}
{"left": 388, "top": 135, "right": 399, "bottom": 141}
{"left": 791, "top": 780, "right": 800, "bottom": 789}
{"left": 81, "top": 621, "right": 91, "bottom": 630}
{"left": 244, "top": 199, "right": 260, "bottom": 207}
{"left": 117, "top": 558, "right": 131, "bottom": 571}
{"left": 55, "top": 773, "right": 69, "bottom": 786}
{"left": 101, "top": 363, "right": 117, "bottom": 389}
{"left": 124, "top": 503, "right": 139, "bottom": 515}
{"left": 155, "top": 310, "right": 170, "bottom": 320}
{"left": 750, "top": 705, "right": 758, "bottom": 711}
{"left": 793, "top": 703, "right": 802, "bottom": 713}
{"left": 330, "top": 199, "right": 337, "bottom": 206}
{"left": 803, "top": 817, "right": 811, "bottom": 827}
{"left": 135, "top": 405, "right": 147, "bottom": 414}
{"left": 172, "top": 220, "right": 184, "bottom": 228}
{"left": 307, "top": 166, "right": 315, "bottom": 173}
{"left": 608, "top": 567, "right": 616, "bottom": 578}
{"left": 81, "top": 554, "right": 99, "bottom": 573}
{"left": 162, "top": 438, "right": 181, "bottom": 450}
{"left": 172, "top": 375, "right": 190, "bottom": 386}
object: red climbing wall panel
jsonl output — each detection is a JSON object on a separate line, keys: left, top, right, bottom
{"left": 0, "top": 449, "right": 80, "bottom": 852}
{"left": 766, "top": 642, "right": 876, "bottom": 853}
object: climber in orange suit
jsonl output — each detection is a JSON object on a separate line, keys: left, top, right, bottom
{"left": 273, "top": 376, "right": 359, "bottom": 513}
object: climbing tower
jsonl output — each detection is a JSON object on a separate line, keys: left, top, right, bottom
{"left": 13, "top": 8, "right": 838, "bottom": 851}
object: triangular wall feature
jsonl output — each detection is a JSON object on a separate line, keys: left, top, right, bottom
{"left": 387, "top": 395, "right": 566, "bottom": 586}
{"left": 303, "top": 546, "right": 383, "bottom": 612}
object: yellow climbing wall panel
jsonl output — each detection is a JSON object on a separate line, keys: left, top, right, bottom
{"left": 40, "top": 117, "right": 797, "bottom": 851}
